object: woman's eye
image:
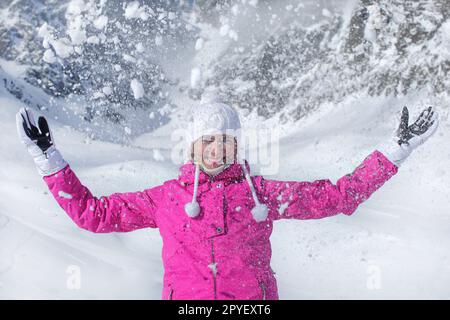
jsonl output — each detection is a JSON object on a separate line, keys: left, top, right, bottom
{"left": 202, "top": 136, "right": 214, "bottom": 143}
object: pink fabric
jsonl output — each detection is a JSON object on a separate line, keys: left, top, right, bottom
{"left": 43, "top": 150, "right": 398, "bottom": 300}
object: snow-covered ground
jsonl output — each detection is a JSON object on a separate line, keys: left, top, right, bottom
{"left": 1, "top": 61, "right": 449, "bottom": 298}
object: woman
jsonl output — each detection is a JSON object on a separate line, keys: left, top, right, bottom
{"left": 16, "top": 101, "right": 439, "bottom": 300}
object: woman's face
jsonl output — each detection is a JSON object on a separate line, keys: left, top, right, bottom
{"left": 192, "top": 134, "right": 237, "bottom": 170}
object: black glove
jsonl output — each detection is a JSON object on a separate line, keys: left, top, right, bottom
{"left": 396, "top": 106, "right": 437, "bottom": 146}
{"left": 16, "top": 107, "right": 67, "bottom": 176}
{"left": 19, "top": 108, "right": 53, "bottom": 152}
{"left": 379, "top": 106, "right": 439, "bottom": 167}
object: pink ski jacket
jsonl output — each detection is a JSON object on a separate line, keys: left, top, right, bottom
{"left": 43, "top": 150, "right": 398, "bottom": 300}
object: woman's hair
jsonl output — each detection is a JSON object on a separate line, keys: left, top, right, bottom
{"left": 190, "top": 144, "right": 195, "bottom": 162}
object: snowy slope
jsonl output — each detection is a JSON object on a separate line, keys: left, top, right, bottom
{"left": 1, "top": 71, "right": 450, "bottom": 298}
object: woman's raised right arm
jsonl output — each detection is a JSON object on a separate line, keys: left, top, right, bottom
{"left": 16, "top": 107, "right": 161, "bottom": 233}
{"left": 43, "top": 165, "right": 161, "bottom": 233}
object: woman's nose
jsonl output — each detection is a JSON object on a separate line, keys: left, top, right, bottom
{"left": 211, "top": 142, "right": 218, "bottom": 156}
{"left": 210, "top": 141, "right": 222, "bottom": 157}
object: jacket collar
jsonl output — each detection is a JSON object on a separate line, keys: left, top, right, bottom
{"left": 178, "top": 160, "right": 250, "bottom": 185}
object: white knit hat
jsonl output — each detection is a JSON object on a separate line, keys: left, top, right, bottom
{"left": 184, "top": 99, "right": 268, "bottom": 222}
{"left": 188, "top": 99, "right": 242, "bottom": 145}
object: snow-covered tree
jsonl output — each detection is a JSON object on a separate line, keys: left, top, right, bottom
{"left": 1, "top": 0, "right": 197, "bottom": 141}
{"left": 201, "top": 0, "right": 449, "bottom": 122}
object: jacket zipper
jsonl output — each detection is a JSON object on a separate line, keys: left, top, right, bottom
{"left": 169, "top": 288, "right": 173, "bottom": 300}
{"left": 259, "top": 282, "right": 266, "bottom": 300}
{"left": 208, "top": 174, "right": 228, "bottom": 300}
{"left": 210, "top": 239, "right": 218, "bottom": 300}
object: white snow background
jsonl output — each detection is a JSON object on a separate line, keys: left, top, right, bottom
{"left": 1, "top": 0, "right": 450, "bottom": 299}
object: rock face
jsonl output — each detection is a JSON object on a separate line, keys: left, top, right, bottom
{"left": 203, "top": 0, "right": 449, "bottom": 122}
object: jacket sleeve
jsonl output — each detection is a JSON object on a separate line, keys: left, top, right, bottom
{"left": 43, "top": 165, "right": 163, "bottom": 233}
{"left": 255, "top": 150, "right": 398, "bottom": 220}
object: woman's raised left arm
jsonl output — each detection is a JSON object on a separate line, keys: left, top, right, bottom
{"left": 254, "top": 106, "right": 439, "bottom": 221}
